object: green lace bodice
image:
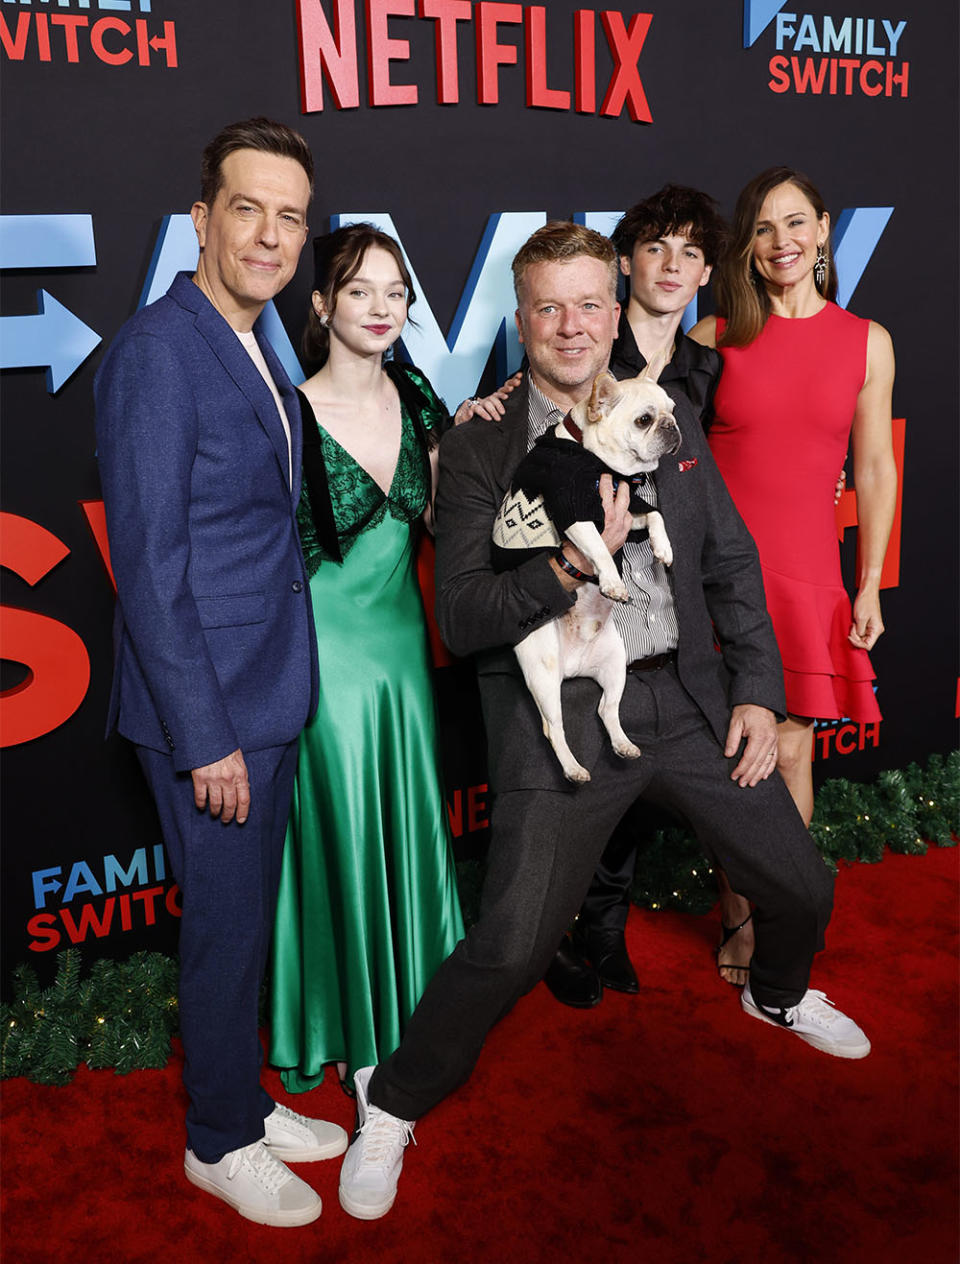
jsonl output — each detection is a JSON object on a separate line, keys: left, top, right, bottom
{"left": 297, "top": 365, "right": 446, "bottom": 575}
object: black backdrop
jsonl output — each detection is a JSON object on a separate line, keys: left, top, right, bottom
{"left": 1, "top": 0, "right": 956, "bottom": 987}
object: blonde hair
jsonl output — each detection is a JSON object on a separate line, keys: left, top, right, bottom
{"left": 512, "top": 221, "right": 618, "bottom": 303}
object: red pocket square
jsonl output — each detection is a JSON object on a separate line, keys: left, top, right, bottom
{"left": 678, "top": 458, "right": 698, "bottom": 472}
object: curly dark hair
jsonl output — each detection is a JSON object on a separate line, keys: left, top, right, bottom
{"left": 612, "top": 185, "right": 727, "bottom": 267}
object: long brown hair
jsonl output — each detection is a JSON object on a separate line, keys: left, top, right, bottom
{"left": 715, "top": 166, "right": 838, "bottom": 348}
{"left": 302, "top": 223, "right": 416, "bottom": 368}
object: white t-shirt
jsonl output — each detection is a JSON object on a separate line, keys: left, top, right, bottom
{"left": 236, "top": 329, "right": 293, "bottom": 489}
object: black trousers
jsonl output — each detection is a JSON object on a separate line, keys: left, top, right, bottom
{"left": 370, "top": 665, "right": 833, "bottom": 1121}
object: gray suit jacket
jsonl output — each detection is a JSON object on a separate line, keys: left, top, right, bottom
{"left": 433, "top": 374, "right": 786, "bottom": 794}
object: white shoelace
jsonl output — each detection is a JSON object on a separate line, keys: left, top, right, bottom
{"left": 268, "top": 1102, "right": 310, "bottom": 1137}
{"left": 790, "top": 989, "right": 841, "bottom": 1027}
{"left": 226, "top": 1142, "right": 289, "bottom": 1194}
{"left": 356, "top": 1108, "right": 416, "bottom": 1172}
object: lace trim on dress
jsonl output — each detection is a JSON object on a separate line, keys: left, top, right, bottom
{"left": 298, "top": 365, "right": 445, "bottom": 576}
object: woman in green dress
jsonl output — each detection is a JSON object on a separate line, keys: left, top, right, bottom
{"left": 269, "top": 224, "right": 476, "bottom": 1094}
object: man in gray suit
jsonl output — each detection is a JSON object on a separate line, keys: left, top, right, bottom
{"left": 338, "top": 222, "right": 869, "bottom": 1221}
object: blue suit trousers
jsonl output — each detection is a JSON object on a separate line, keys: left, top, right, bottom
{"left": 137, "top": 741, "right": 298, "bottom": 1163}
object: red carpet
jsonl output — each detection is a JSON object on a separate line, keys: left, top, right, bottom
{"left": 3, "top": 845, "right": 957, "bottom": 1264}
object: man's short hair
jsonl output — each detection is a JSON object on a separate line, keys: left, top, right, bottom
{"left": 199, "top": 117, "right": 314, "bottom": 208}
{"left": 612, "top": 185, "right": 727, "bottom": 267}
{"left": 512, "top": 221, "right": 618, "bottom": 302}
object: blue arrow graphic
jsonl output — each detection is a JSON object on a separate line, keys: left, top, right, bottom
{"left": 743, "top": 0, "right": 788, "bottom": 47}
{"left": 833, "top": 207, "right": 894, "bottom": 311}
{"left": 1, "top": 290, "right": 101, "bottom": 392}
{"left": 0, "top": 215, "right": 96, "bottom": 270}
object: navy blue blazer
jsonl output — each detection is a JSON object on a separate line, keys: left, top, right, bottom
{"left": 95, "top": 272, "right": 318, "bottom": 773}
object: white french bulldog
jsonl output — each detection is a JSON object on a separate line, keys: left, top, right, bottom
{"left": 492, "top": 361, "right": 681, "bottom": 782}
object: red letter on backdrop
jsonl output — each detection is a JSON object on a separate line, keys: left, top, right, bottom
{"left": 0, "top": 513, "right": 91, "bottom": 748}
{"left": 50, "top": 15, "right": 88, "bottom": 63}
{"left": 91, "top": 18, "right": 133, "bottom": 66}
{"left": 79, "top": 499, "right": 116, "bottom": 592}
{"left": 476, "top": 2, "right": 522, "bottom": 105}
{"left": 420, "top": 0, "right": 471, "bottom": 103}
{"left": 27, "top": 914, "right": 61, "bottom": 953}
{"left": 574, "top": 9, "right": 596, "bottom": 113}
{"left": 366, "top": 0, "right": 418, "bottom": 105}
{"left": 0, "top": 13, "right": 31, "bottom": 59}
{"left": 297, "top": 0, "right": 360, "bottom": 112}
{"left": 525, "top": 7, "right": 570, "bottom": 110}
{"left": 599, "top": 10, "right": 652, "bottom": 122}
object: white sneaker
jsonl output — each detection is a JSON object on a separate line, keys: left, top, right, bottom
{"left": 184, "top": 1141, "right": 322, "bottom": 1226}
{"left": 742, "top": 983, "right": 871, "bottom": 1059}
{"left": 338, "top": 1066, "right": 416, "bottom": 1220}
{"left": 263, "top": 1102, "right": 348, "bottom": 1162}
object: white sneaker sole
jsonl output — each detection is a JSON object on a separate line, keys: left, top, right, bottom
{"left": 184, "top": 1161, "right": 323, "bottom": 1227}
{"left": 742, "top": 996, "right": 871, "bottom": 1059}
{"left": 338, "top": 1184, "right": 396, "bottom": 1220}
{"left": 265, "top": 1129, "right": 348, "bottom": 1163}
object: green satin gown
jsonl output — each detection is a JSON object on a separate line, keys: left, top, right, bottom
{"left": 269, "top": 366, "right": 464, "bottom": 1092}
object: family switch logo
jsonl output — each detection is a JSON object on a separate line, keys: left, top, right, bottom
{"left": 0, "top": 0, "right": 177, "bottom": 69}
{"left": 743, "top": 1, "right": 909, "bottom": 97}
{"left": 26, "top": 846, "right": 181, "bottom": 953}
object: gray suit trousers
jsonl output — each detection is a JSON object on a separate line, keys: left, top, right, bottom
{"left": 370, "top": 664, "right": 833, "bottom": 1121}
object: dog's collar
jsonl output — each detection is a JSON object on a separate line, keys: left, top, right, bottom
{"left": 560, "top": 411, "right": 583, "bottom": 443}
{"left": 559, "top": 411, "right": 650, "bottom": 493}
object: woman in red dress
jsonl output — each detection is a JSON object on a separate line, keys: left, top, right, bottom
{"left": 691, "top": 166, "right": 897, "bottom": 983}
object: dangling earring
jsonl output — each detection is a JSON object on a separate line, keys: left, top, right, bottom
{"left": 814, "top": 244, "right": 827, "bottom": 289}
{"left": 319, "top": 313, "right": 329, "bottom": 327}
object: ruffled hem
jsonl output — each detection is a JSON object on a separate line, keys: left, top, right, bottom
{"left": 782, "top": 668, "right": 881, "bottom": 722}
{"left": 761, "top": 565, "right": 878, "bottom": 720}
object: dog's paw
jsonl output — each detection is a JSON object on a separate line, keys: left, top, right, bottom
{"left": 599, "top": 580, "right": 630, "bottom": 603}
{"left": 653, "top": 542, "right": 673, "bottom": 568}
{"left": 613, "top": 741, "right": 642, "bottom": 760}
{"left": 563, "top": 764, "right": 592, "bottom": 784}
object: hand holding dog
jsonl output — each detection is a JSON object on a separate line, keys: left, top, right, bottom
{"left": 724, "top": 705, "right": 778, "bottom": 788}
{"left": 554, "top": 475, "right": 633, "bottom": 588}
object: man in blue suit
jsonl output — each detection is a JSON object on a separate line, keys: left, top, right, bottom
{"left": 95, "top": 118, "right": 346, "bottom": 1227}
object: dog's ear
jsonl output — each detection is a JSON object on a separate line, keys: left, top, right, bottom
{"left": 586, "top": 371, "right": 620, "bottom": 424}
{"left": 638, "top": 344, "right": 672, "bottom": 385}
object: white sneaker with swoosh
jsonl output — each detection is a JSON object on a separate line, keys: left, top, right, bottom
{"left": 742, "top": 983, "right": 871, "bottom": 1059}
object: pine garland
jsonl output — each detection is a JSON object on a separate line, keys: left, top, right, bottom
{"left": 3, "top": 752, "right": 956, "bottom": 1085}
{"left": 1, "top": 951, "right": 178, "bottom": 1086}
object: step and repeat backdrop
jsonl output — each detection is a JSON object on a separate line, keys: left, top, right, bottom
{"left": 1, "top": 0, "right": 956, "bottom": 986}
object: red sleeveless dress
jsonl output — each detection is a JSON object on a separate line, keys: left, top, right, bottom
{"left": 710, "top": 303, "right": 880, "bottom": 722}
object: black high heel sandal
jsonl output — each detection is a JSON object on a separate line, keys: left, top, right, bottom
{"left": 716, "top": 911, "right": 753, "bottom": 986}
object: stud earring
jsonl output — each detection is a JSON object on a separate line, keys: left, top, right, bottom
{"left": 814, "top": 244, "right": 827, "bottom": 289}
